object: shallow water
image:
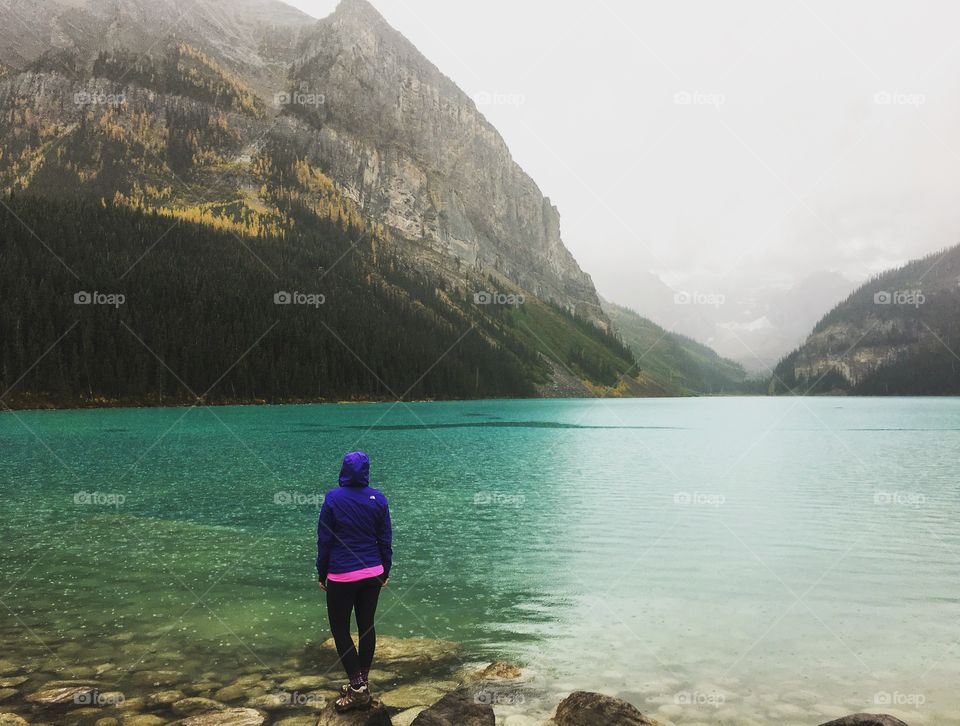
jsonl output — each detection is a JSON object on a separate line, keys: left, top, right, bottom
{"left": 1, "top": 397, "right": 959, "bottom": 724}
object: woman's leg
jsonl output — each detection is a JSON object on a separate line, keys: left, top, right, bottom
{"left": 326, "top": 580, "right": 362, "bottom": 678}
{"left": 354, "top": 577, "right": 383, "bottom": 676}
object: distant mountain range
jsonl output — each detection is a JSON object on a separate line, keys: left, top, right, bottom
{"left": 772, "top": 245, "right": 960, "bottom": 395}
{"left": 611, "top": 270, "right": 858, "bottom": 374}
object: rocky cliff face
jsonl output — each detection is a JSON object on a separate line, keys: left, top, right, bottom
{"left": 286, "top": 0, "right": 606, "bottom": 325}
{"left": 0, "top": 0, "right": 609, "bottom": 328}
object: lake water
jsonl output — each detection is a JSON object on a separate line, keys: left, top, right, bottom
{"left": 1, "top": 397, "right": 958, "bottom": 725}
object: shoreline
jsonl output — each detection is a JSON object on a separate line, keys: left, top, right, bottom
{"left": 3, "top": 392, "right": 956, "bottom": 414}
{"left": 0, "top": 635, "right": 921, "bottom": 726}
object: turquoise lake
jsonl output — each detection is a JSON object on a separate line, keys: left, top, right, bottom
{"left": 1, "top": 397, "right": 959, "bottom": 724}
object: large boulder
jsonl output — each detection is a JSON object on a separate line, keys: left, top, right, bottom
{"left": 818, "top": 716, "right": 910, "bottom": 726}
{"left": 410, "top": 689, "right": 494, "bottom": 726}
{"left": 315, "top": 700, "right": 393, "bottom": 725}
{"left": 554, "top": 691, "right": 666, "bottom": 726}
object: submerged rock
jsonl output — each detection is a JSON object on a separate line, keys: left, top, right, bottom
{"left": 0, "top": 716, "right": 29, "bottom": 726}
{"left": 818, "top": 716, "right": 910, "bottom": 726}
{"left": 213, "top": 686, "right": 247, "bottom": 702}
{"left": 554, "top": 691, "right": 666, "bottom": 726}
{"left": 0, "top": 677, "right": 29, "bottom": 688}
{"left": 475, "top": 662, "right": 522, "bottom": 681}
{"left": 409, "top": 689, "right": 494, "bottom": 726}
{"left": 0, "top": 661, "right": 23, "bottom": 677}
{"left": 26, "top": 686, "right": 94, "bottom": 704}
{"left": 0, "top": 688, "right": 18, "bottom": 702}
{"left": 181, "top": 708, "right": 267, "bottom": 726}
{"left": 172, "top": 697, "right": 228, "bottom": 716}
{"left": 132, "top": 671, "right": 183, "bottom": 688}
{"left": 279, "top": 675, "right": 328, "bottom": 691}
{"left": 315, "top": 700, "right": 392, "bottom": 725}
{"left": 320, "top": 636, "right": 460, "bottom": 665}
{"left": 145, "top": 690, "right": 184, "bottom": 707}
{"left": 122, "top": 716, "right": 167, "bottom": 726}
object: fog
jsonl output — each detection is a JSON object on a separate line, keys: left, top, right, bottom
{"left": 289, "top": 0, "right": 960, "bottom": 363}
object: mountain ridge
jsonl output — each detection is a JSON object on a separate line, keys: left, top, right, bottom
{"left": 772, "top": 244, "right": 960, "bottom": 394}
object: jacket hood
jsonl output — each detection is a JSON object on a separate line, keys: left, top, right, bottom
{"left": 339, "top": 451, "right": 370, "bottom": 487}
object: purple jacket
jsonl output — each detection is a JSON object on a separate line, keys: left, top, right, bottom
{"left": 316, "top": 451, "right": 393, "bottom": 582}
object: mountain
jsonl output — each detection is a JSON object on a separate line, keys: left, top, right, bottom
{"left": 0, "top": 0, "right": 315, "bottom": 93}
{"left": 288, "top": 0, "right": 605, "bottom": 324}
{"left": 772, "top": 246, "right": 960, "bottom": 395}
{"left": 602, "top": 300, "right": 754, "bottom": 396}
{"left": 615, "top": 270, "right": 856, "bottom": 373}
{"left": 0, "top": 0, "right": 639, "bottom": 405}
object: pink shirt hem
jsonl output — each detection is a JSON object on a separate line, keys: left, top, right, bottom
{"left": 326, "top": 564, "right": 385, "bottom": 583}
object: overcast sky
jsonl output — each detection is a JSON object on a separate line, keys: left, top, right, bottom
{"left": 285, "top": 0, "right": 960, "bottom": 307}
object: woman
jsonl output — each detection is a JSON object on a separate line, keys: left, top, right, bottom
{"left": 317, "top": 451, "right": 393, "bottom": 713}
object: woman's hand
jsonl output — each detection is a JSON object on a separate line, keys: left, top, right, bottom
{"left": 318, "top": 579, "right": 327, "bottom": 591}
{"left": 380, "top": 578, "right": 389, "bottom": 588}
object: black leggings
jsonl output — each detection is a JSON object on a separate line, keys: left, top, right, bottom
{"left": 326, "top": 576, "right": 382, "bottom": 677}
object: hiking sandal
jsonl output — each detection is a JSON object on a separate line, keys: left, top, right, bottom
{"left": 335, "top": 684, "right": 372, "bottom": 713}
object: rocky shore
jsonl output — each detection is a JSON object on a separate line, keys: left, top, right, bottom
{"left": 0, "top": 636, "right": 913, "bottom": 726}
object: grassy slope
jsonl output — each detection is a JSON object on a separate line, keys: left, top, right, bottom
{"left": 603, "top": 300, "right": 751, "bottom": 395}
